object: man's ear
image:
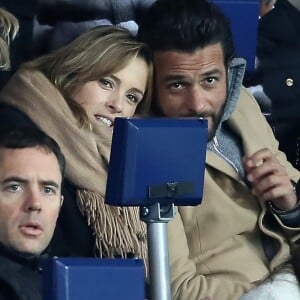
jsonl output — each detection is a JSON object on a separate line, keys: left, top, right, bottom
{"left": 60, "top": 195, "right": 64, "bottom": 207}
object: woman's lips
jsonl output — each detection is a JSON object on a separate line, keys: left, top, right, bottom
{"left": 95, "top": 115, "right": 113, "bottom": 127}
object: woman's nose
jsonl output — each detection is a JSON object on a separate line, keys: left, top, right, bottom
{"left": 106, "top": 92, "right": 123, "bottom": 113}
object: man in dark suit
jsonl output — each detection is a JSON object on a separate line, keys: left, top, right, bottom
{"left": 0, "top": 128, "right": 65, "bottom": 300}
{"left": 256, "top": 0, "right": 300, "bottom": 169}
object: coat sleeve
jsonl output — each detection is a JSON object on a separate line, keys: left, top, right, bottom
{"left": 238, "top": 89, "right": 300, "bottom": 238}
{"left": 168, "top": 210, "right": 250, "bottom": 300}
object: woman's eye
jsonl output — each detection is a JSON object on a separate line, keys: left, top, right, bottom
{"left": 127, "top": 94, "right": 139, "bottom": 104}
{"left": 100, "top": 78, "right": 113, "bottom": 88}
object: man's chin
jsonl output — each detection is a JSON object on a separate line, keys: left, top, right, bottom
{"left": 14, "top": 242, "right": 44, "bottom": 255}
{"left": 207, "top": 125, "right": 218, "bottom": 142}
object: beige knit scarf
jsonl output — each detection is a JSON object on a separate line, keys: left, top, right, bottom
{"left": 0, "top": 68, "right": 147, "bottom": 262}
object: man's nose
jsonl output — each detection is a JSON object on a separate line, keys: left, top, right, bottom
{"left": 25, "top": 189, "right": 42, "bottom": 212}
{"left": 187, "top": 88, "right": 206, "bottom": 114}
{"left": 106, "top": 91, "right": 123, "bottom": 113}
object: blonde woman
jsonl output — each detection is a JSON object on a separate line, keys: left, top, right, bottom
{"left": 0, "top": 7, "right": 19, "bottom": 70}
{"left": 0, "top": 25, "right": 152, "bottom": 262}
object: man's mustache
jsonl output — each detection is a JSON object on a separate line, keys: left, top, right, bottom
{"left": 186, "top": 111, "right": 214, "bottom": 119}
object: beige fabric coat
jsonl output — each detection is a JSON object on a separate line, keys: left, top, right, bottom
{"left": 168, "top": 87, "right": 300, "bottom": 300}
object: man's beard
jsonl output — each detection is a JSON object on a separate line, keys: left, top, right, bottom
{"left": 152, "top": 95, "right": 227, "bottom": 142}
{"left": 197, "top": 102, "right": 225, "bottom": 141}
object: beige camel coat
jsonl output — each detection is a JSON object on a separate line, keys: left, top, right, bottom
{"left": 168, "top": 87, "right": 300, "bottom": 300}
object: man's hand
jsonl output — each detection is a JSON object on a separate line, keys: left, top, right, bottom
{"left": 243, "top": 148, "right": 297, "bottom": 211}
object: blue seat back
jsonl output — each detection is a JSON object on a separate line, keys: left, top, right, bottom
{"left": 213, "top": 0, "right": 259, "bottom": 72}
{"left": 43, "top": 258, "right": 145, "bottom": 300}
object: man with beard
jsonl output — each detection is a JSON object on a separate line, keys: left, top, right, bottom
{"left": 0, "top": 128, "right": 65, "bottom": 300}
{"left": 138, "top": 0, "right": 300, "bottom": 299}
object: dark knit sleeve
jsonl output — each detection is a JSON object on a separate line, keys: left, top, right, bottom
{"left": 0, "top": 104, "right": 36, "bottom": 129}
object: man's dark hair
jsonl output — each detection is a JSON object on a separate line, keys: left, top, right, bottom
{"left": 138, "top": 0, "right": 235, "bottom": 68}
{"left": 0, "top": 127, "right": 66, "bottom": 177}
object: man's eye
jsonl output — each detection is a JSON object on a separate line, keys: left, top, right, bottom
{"left": 204, "top": 77, "right": 217, "bottom": 85}
{"left": 7, "top": 184, "right": 21, "bottom": 193}
{"left": 170, "top": 82, "right": 184, "bottom": 89}
{"left": 44, "top": 186, "right": 56, "bottom": 195}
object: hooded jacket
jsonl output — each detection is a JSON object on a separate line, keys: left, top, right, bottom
{"left": 168, "top": 58, "right": 300, "bottom": 300}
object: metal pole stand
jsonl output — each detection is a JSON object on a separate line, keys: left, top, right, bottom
{"left": 140, "top": 202, "right": 176, "bottom": 300}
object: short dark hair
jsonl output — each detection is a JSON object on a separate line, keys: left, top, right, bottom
{"left": 0, "top": 127, "right": 66, "bottom": 177}
{"left": 138, "top": 0, "right": 235, "bottom": 68}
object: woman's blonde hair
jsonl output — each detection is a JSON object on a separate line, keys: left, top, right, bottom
{"left": 0, "top": 7, "right": 19, "bottom": 70}
{"left": 25, "top": 25, "right": 153, "bottom": 128}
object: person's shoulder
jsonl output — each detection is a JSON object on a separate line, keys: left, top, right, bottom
{"left": 0, "top": 283, "right": 13, "bottom": 300}
{"left": 238, "top": 86, "right": 260, "bottom": 107}
{"left": 1, "top": 0, "right": 38, "bottom": 18}
{"left": 0, "top": 67, "right": 58, "bottom": 102}
{"left": 259, "top": 2, "right": 290, "bottom": 34}
{"left": 234, "top": 86, "right": 265, "bottom": 118}
{"left": 0, "top": 103, "right": 35, "bottom": 129}
{"left": 14, "top": 68, "right": 47, "bottom": 84}
{"left": 0, "top": 255, "right": 20, "bottom": 300}
{"left": 0, "top": 68, "right": 47, "bottom": 92}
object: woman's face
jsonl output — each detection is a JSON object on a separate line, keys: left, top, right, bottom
{"left": 71, "top": 56, "right": 148, "bottom": 130}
